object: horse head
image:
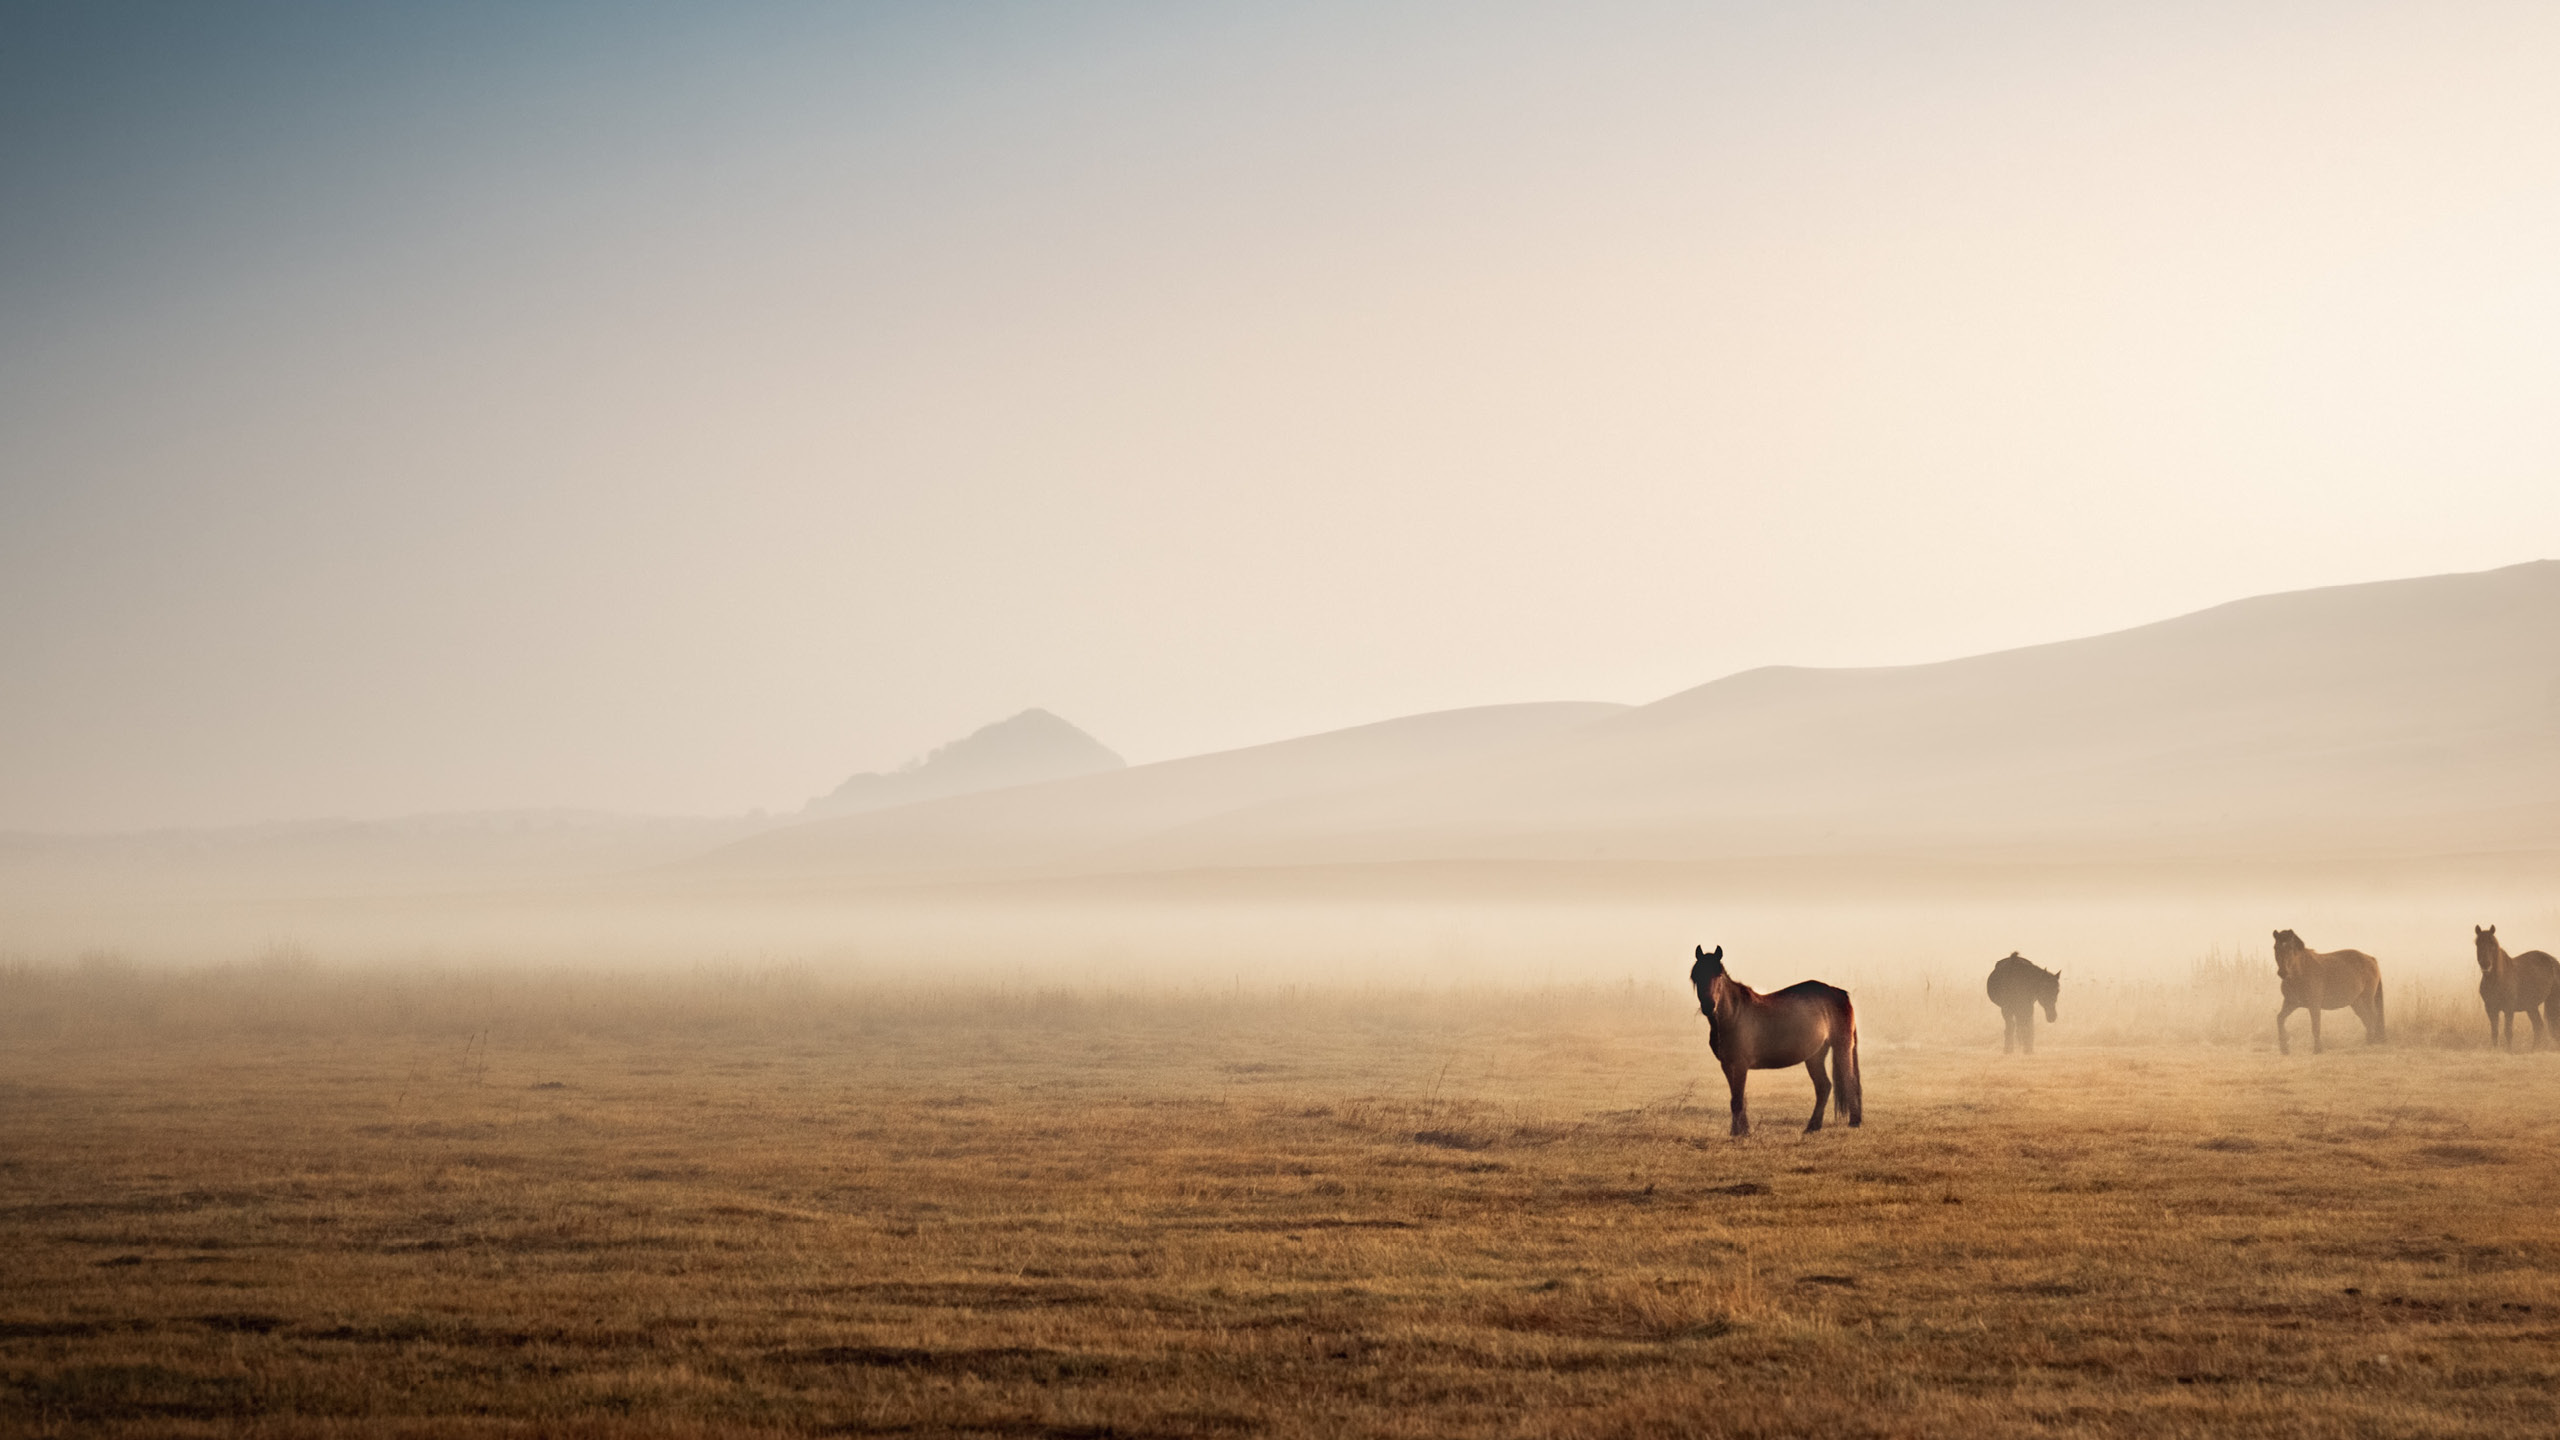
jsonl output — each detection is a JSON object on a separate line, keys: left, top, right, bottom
{"left": 2476, "top": 924, "right": 2503, "bottom": 970}
{"left": 2271, "top": 929, "right": 2303, "bottom": 977}
{"left": 1690, "top": 945, "right": 1728, "bottom": 1017}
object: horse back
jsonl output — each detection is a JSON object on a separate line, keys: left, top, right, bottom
{"left": 1770, "top": 979, "right": 1851, "bottom": 1008}
{"left": 2516, "top": 950, "right": 2560, "bottom": 1002}
{"left": 2308, "top": 948, "right": 2382, "bottom": 1004}
{"left": 1717, "top": 981, "right": 1853, "bottom": 1070}
{"left": 1985, "top": 957, "right": 2050, "bottom": 1007}
{"left": 1770, "top": 980, "right": 1856, "bottom": 1041}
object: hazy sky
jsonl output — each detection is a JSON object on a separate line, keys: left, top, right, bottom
{"left": 6, "top": 1, "right": 2559, "bottom": 830}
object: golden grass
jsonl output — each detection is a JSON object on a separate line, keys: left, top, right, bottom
{"left": 3, "top": 962, "right": 2558, "bottom": 1437}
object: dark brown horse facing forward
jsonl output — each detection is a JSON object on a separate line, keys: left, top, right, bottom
{"left": 2272, "top": 929, "right": 2384, "bottom": 1055}
{"left": 1985, "top": 952, "right": 2060, "bottom": 1055}
{"left": 1689, "top": 946, "right": 1860, "bottom": 1137}
{"left": 2474, "top": 925, "right": 2560, "bottom": 1051}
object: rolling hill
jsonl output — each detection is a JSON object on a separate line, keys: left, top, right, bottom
{"left": 685, "top": 701, "right": 1629, "bottom": 886}
{"left": 688, "top": 561, "right": 2560, "bottom": 889}
{"left": 9, "top": 562, "right": 2556, "bottom": 945}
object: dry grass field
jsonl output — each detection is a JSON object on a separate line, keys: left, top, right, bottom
{"left": 5, "top": 958, "right": 2560, "bottom": 1438}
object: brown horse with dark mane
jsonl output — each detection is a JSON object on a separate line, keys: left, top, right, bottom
{"left": 2272, "top": 929, "right": 2384, "bottom": 1055}
{"left": 1688, "top": 945, "right": 1860, "bottom": 1137}
{"left": 1984, "top": 952, "right": 2059, "bottom": 1055}
{"left": 2474, "top": 925, "right": 2560, "bottom": 1051}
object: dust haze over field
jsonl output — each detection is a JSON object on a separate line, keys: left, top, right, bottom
{"left": 9, "top": 3, "right": 2560, "bottom": 1436}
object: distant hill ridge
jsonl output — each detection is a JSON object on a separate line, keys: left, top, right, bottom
{"left": 12, "top": 563, "right": 2559, "bottom": 917}
{"left": 715, "top": 701, "right": 1629, "bottom": 881}
{"left": 804, "top": 709, "right": 1125, "bottom": 818}
{"left": 705, "top": 560, "right": 2560, "bottom": 884}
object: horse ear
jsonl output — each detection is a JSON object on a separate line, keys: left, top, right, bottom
{"left": 1696, "top": 945, "right": 1707, "bottom": 961}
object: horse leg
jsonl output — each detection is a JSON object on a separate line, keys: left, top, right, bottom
{"left": 1834, "top": 1032, "right": 1862, "bottom": 1127}
{"left": 1725, "top": 1060, "right": 1751, "bottom": 1138}
{"left": 1803, "top": 1057, "right": 1830, "bottom": 1134}
{"left": 2277, "top": 1002, "right": 2296, "bottom": 1055}
{"left": 2308, "top": 1006, "right": 2324, "bottom": 1055}
{"left": 2530, "top": 1005, "right": 2548, "bottom": 1052}
{"left": 2020, "top": 1005, "right": 2036, "bottom": 1056}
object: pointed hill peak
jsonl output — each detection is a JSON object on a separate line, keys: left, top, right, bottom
{"left": 805, "top": 709, "right": 1124, "bottom": 818}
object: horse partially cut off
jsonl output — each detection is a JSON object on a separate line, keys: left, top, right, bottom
{"left": 1985, "top": 952, "right": 2059, "bottom": 1055}
{"left": 2474, "top": 925, "right": 2560, "bottom": 1051}
{"left": 1689, "top": 945, "right": 1860, "bottom": 1137}
{"left": 2272, "top": 929, "right": 2384, "bottom": 1055}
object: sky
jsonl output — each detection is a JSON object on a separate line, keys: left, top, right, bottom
{"left": 4, "top": 1, "right": 2559, "bottom": 831}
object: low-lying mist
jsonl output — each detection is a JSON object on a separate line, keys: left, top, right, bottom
{"left": 9, "top": 886, "right": 2549, "bottom": 1060}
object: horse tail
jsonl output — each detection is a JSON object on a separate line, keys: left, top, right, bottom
{"left": 2374, "top": 977, "right": 2387, "bottom": 1043}
{"left": 1835, "top": 991, "right": 1862, "bottom": 1124}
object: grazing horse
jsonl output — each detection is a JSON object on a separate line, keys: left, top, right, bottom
{"left": 2271, "top": 929, "right": 2384, "bottom": 1055}
{"left": 1688, "top": 945, "right": 1860, "bottom": 1137}
{"left": 1984, "top": 952, "right": 2060, "bottom": 1055}
{"left": 2473, "top": 925, "right": 2560, "bottom": 1051}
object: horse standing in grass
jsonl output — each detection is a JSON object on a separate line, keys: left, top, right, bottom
{"left": 1984, "top": 952, "right": 2060, "bottom": 1055}
{"left": 1688, "top": 945, "right": 1860, "bottom": 1137}
{"left": 2272, "top": 929, "right": 2385, "bottom": 1055}
{"left": 2473, "top": 925, "right": 2560, "bottom": 1051}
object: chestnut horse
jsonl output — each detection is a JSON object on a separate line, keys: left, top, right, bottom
{"left": 2474, "top": 925, "right": 2560, "bottom": 1051}
{"left": 1984, "top": 952, "right": 2060, "bottom": 1055}
{"left": 1688, "top": 945, "right": 1860, "bottom": 1137}
{"left": 2272, "top": 929, "right": 2384, "bottom": 1055}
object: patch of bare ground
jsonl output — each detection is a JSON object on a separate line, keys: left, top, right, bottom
{"left": 1, "top": 969, "right": 2558, "bottom": 1436}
